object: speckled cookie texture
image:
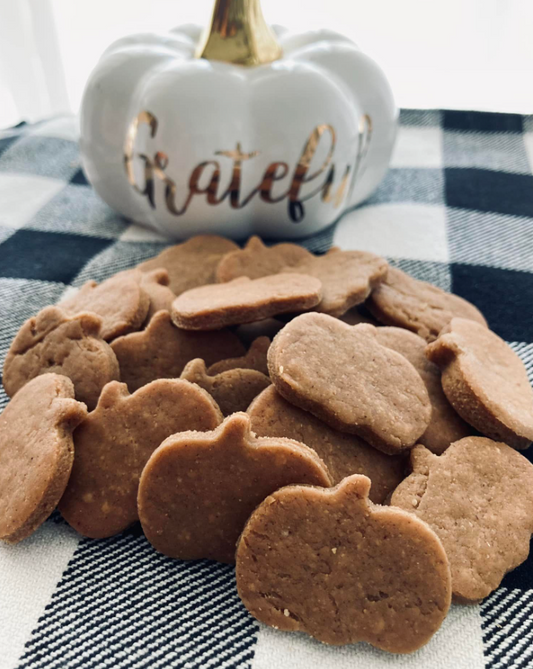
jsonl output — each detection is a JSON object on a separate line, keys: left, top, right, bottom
{"left": 139, "top": 269, "right": 176, "bottom": 323}
{"left": 138, "top": 235, "right": 238, "bottom": 296}
{"left": 281, "top": 248, "right": 388, "bottom": 317}
{"left": 426, "top": 318, "right": 533, "bottom": 449}
{"left": 181, "top": 359, "right": 271, "bottom": 416}
{"left": 0, "top": 374, "right": 87, "bottom": 543}
{"left": 138, "top": 412, "right": 332, "bottom": 564}
{"left": 367, "top": 267, "right": 487, "bottom": 342}
{"left": 268, "top": 313, "right": 431, "bottom": 453}
{"left": 111, "top": 310, "right": 245, "bottom": 392}
{"left": 248, "top": 386, "right": 406, "bottom": 503}
{"left": 215, "top": 236, "right": 313, "bottom": 282}
{"left": 359, "top": 324, "right": 472, "bottom": 454}
{"left": 59, "top": 269, "right": 150, "bottom": 341}
{"left": 3, "top": 306, "right": 120, "bottom": 410}
{"left": 391, "top": 438, "right": 533, "bottom": 602}
{"left": 59, "top": 379, "right": 223, "bottom": 539}
{"left": 208, "top": 336, "right": 270, "bottom": 376}
{"left": 236, "top": 475, "right": 451, "bottom": 653}
{"left": 171, "top": 274, "right": 322, "bottom": 330}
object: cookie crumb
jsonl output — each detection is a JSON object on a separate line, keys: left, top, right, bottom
{"left": 284, "top": 609, "right": 290, "bottom": 617}
{"left": 331, "top": 547, "right": 337, "bottom": 554}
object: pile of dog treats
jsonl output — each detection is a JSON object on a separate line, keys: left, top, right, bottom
{"left": 2, "top": 234, "right": 533, "bottom": 654}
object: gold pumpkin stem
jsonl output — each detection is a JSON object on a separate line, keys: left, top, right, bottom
{"left": 196, "top": 0, "right": 282, "bottom": 66}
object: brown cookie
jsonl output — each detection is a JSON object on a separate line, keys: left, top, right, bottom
{"left": 3, "top": 306, "right": 120, "bottom": 410}
{"left": 207, "top": 336, "right": 270, "bottom": 376}
{"left": 236, "top": 474, "right": 451, "bottom": 652}
{"left": 0, "top": 374, "right": 87, "bottom": 543}
{"left": 359, "top": 324, "right": 472, "bottom": 454}
{"left": 171, "top": 274, "right": 322, "bottom": 331}
{"left": 215, "top": 236, "right": 313, "bottom": 282}
{"left": 426, "top": 318, "right": 533, "bottom": 449}
{"left": 59, "top": 269, "right": 150, "bottom": 341}
{"left": 138, "top": 412, "right": 332, "bottom": 564}
{"left": 181, "top": 359, "right": 271, "bottom": 415}
{"left": 111, "top": 310, "right": 245, "bottom": 392}
{"left": 59, "top": 379, "right": 223, "bottom": 538}
{"left": 391, "top": 438, "right": 533, "bottom": 602}
{"left": 139, "top": 268, "right": 176, "bottom": 323}
{"left": 281, "top": 248, "right": 388, "bottom": 317}
{"left": 138, "top": 235, "right": 238, "bottom": 296}
{"left": 235, "top": 319, "right": 285, "bottom": 346}
{"left": 268, "top": 313, "right": 431, "bottom": 453}
{"left": 338, "top": 306, "right": 381, "bottom": 326}
{"left": 248, "top": 386, "right": 406, "bottom": 503}
{"left": 367, "top": 267, "right": 487, "bottom": 342}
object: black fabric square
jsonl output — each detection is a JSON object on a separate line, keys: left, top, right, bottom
{"left": 445, "top": 168, "right": 533, "bottom": 219}
{"left": 0, "top": 229, "right": 112, "bottom": 284}
{"left": 0, "top": 136, "right": 18, "bottom": 159}
{"left": 500, "top": 539, "right": 533, "bottom": 591}
{"left": 451, "top": 263, "right": 533, "bottom": 343}
{"left": 70, "top": 168, "right": 89, "bottom": 186}
{"left": 443, "top": 110, "right": 523, "bottom": 134}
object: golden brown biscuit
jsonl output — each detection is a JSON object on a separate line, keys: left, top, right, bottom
{"left": 139, "top": 268, "right": 176, "bottom": 324}
{"left": 215, "top": 236, "right": 313, "bottom": 282}
{"left": 171, "top": 274, "right": 322, "bottom": 331}
{"left": 138, "top": 412, "right": 332, "bottom": 564}
{"left": 111, "top": 310, "right": 245, "bottom": 392}
{"left": 181, "top": 359, "right": 270, "bottom": 416}
{"left": 338, "top": 306, "right": 381, "bottom": 326}
{"left": 59, "top": 379, "right": 223, "bottom": 538}
{"left": 391, "top": 438, "right": 533, "bottom": 602}
{"left": 236, "top": 474, "right": 451, "bottom": 653}
{"left": 367, "top": 267, "right": 487, "bottom": 342}
{"left": 207, "top": 336, "right": 270, "bottom": 376}
{"left": 3, "top": 306, "right": 119, "bottom": 410}
{"left": 359, "top": 324, "right": 472, "bottom": 454}
{"left": 138, "top": 235, "right": 238, "bottom": 296}
{"left": 426, "top": 318, "right": 533, "bottom": 449}
{"left": 248, "top": 386, "right": 406, "bottom": 502}
{"left": 281, "top": 248, "right": 388, "bottom": 317}
{"left": 59, "top": 269, "right": 149, "bottom": 341}
{"left": 0, "top": 374, "right": 87, "bottom": 543}
{"left": 268, "top": 313, "right": 431, "bottom": 454}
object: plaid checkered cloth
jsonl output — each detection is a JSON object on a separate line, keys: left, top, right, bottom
{"left": 0, "top": 109, "right": 533, "bottom": 669}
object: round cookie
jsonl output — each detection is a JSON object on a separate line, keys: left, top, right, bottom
{"left": 138, "top": 412, "right": 332, "bottom": 564}
{"left": 0, "top": 374, "right": 87, "bottom": 543}
{"left": 268, "top": 313, "right": 431, "bottom": 454}
{"left": 367, "top": 266, "right": 487, "bottom": 342}
{"left": 248, "top": 386, "right": 406, "bottom": 503}
{"left": 59, "top": 379, "right": 223, "bottom": 539}
{"left": 391, "top": 438, "right": 533, "bottom": 602}
{"left": 236, "top": 475, "right": 451, "bottom": 653}
{"left": 426, "top": 318, "right": 533, "bottom": 449}
{"left": 3, "top": 306, "right": 120, "bottom": 410}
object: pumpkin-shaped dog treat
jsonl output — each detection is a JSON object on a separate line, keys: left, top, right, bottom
{"left": 59, "top": 269, "right": 149, "bottom": 341}
{"left": 138, "top": 412, "right": 331, "bottom": 564}
{"left": 138, "top": 235, "right": 238, "bottom": 296}
{"left": 248, "top": 386, "right": 405, "bottom": 502}
{"left": 236, "top": 475, "right": 451, "bottom": 653}
{"left": 111, "top": 310, "right": 245, "bottom": 392}
{"left": 208, "top": 336, "right": 270, "bottom": 376}
{"left": 172, "top": 274, "right": 322, "bottom": 331}
{"left": 426, "top": 318, "right": 533, "bottom": 449}
{"left": 181, "top": 359, "right": 270, "bottom": 416}
{"left": 281, "top": 248, "right": 388, "bottom": 317}
{"left": 3, "top": 306, "right": 119, "bottom": 410}
{"left": 216, "top": 236, "right": 313, "bottom": 282}
{"left": 59, "top": 379, "right": 223, "bottom": 539}
{"left": 367, "top": 267, "right": 487, "bottom": 342}
{"left": 391, "top": 438, "right": 533, "bottom": 602}
{"left": 0, "top": 374, "right": 87, "bottom": 543}
{"left": 268, "top": 313, "right": 431, "bottom": 453}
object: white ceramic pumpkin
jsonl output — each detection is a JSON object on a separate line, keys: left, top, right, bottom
{"left": 80, "top": 0, "right": 397, "bottom": 240}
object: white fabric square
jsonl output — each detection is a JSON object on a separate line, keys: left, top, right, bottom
{"left": 523, "top": 132, "right": 533, "bottom": 175}
{"left": 390, "top": 126, "right": 443, "bottom": 169}
{"left": 0, "top": 174, "right": 65, "bottom": 230}
{"left": 119, "top": 223, "right": 170, "bottom": 243}
{"left": 334, "top": 203, "right": 449, "bottom": 263}
{"left": 31, "top": 117, "right": 80, "bottom": 143}
{"left": 251, "top": 605, "right": 485, "bottom": 669}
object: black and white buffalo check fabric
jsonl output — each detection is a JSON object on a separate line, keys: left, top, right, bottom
{"left": 1, "top": 109, "right": 533, "bottom": 669}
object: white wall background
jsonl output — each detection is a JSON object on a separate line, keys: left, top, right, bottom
{"left": 1, "top": 0, "right": 532, "bottom": 128}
